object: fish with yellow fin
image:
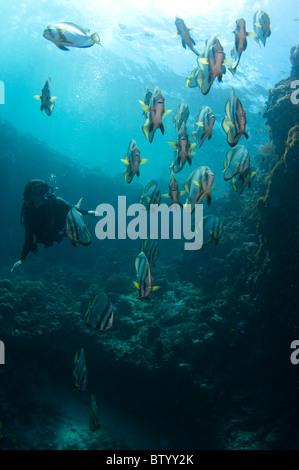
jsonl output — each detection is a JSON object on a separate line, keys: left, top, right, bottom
{"left": 134, "top": 252, "right": 160, "bottom": 299}
{"left": 224, "top": 145, "right": 256, "bottom": 193}
{"left": 140, "top": 86, "right": 172, "bottom": 143}
{"left": 173, "top": 16, "right": 199, "bottom": 56}
{"left": 183, "top": 166, "right": 215, "bottom": 213}
{"left": 162, "top": 171, "right": 185, "bottom": 208}
{"left": 196, "top": 36, "right": 231, "bottom": 95}
{"left": 34, "top": 77, "right": 57, "bottom": 116}
{"left": 173, "top": 102, "right": 190, "bottom": 132}
{"left": 169, "top": 122, "right": 196, "bottom": 173}
{"left": 253, "top": 11, "right": 271, "bottom": 47}
{"left": 222, "top": 88, "right": 248, "bottom": 147}
{"left": 229, "top": 19, "right": 256, "bottom": 75}
{"left": 121, "top": 139, "right": 147, "bottom": 184}
{"left": 139, "top": 180, "right": 161, "bottom": 210}
{"left": 192, "top": 106, "right": 215, "bottom": 150}
{"left": 43, "top": 22, "right": 101, "bottom": 50}
{"left": 65, "top": 199, "right": 92, "bottom": 246}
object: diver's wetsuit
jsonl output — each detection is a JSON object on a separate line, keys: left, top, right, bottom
{"left": 20, "top": 195, "right": 88, "bottom": 262}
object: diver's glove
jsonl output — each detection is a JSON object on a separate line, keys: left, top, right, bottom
{"left": 11, "top": 260, "right": 22, "bottom": 272}
{"left": 87, "top": 210, "right": 99, "bottom": 217}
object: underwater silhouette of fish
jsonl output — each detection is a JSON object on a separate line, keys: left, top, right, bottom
{"left": 192, "top": 106, "right": 216, "bottom": 150}
{"left": 223, "top": 145, "right": 251, "bottom": 181}
{"left": 229, "top": 18, "right": 256, "bottom": 75}
{"left": 222, "top": 89, "right": 249, "bottom": 147}
{"left": 196, "top": 214, "right": 221, "bottom": 246}
{"left": 34, "top": 77, "right": 57, "bottom": 116}
{"left": 139, "top": 180, "right": 161, "bottom": 209}
{"left": 253, "top": 10, "right": 271, "bottom": 47}
{"left": 134, "top": 252, "right": 159, "bottom": 298}
{"left": 173, "top": 102, "right": 190, "bottom": 132}
{"left": 73, "top": 348, "right": 87, "bottom": 396}
{"left": 186, "top": 67, "right": 201, "bottom": 88}
{"left": 183, "top": 166, "right": 215, "bottom": 213}
{"left": 139, "top": 237, "right": 159, "bottom": 267}
{"left": 231, "top": 166, "right": 256, "bottom": 194}
{"left": 43, "top": 22, "right": 101, "bottom": 50}
{"left": 169, "top": 122, "right": 196, "bottom": 173}
{"left": 65, "top": 200, "right": 92, "bottom": 246}
{"left": 121, "top": 139, "right": 147, "bottom": 184}
{"left": 174, "top": 16, "right": 199, "bottom": 56}
{"left": 140, "top": 86, "right": 172, "bottom": 143}
{"left": 89, "top": 395, "right": 101, "bottom": 432}
{"left": 162, "top": 171, "right": 185, "bottom": 208}
{"left": 85, "top": 291, "right": 114, "bottom": 332}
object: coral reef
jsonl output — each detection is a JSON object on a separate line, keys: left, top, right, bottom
{"left": 263, "top": 45, "right": 299, "bottom": 156}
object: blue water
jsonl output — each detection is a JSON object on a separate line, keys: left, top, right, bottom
{"left": 0, "top": 0, "right": 299, "bottom": 451}
{"left": 1, "top": 0, "right": 297, "bottom": 195}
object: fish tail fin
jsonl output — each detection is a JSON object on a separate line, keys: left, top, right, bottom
{"left": 33, "top": 95, "right": 41, "bottom": 101}
{"left": 205, "top": 192, "right": 212, "bottom": 205}
{"left": 228, "top": 63, "right": 237, "bottom": 75}
{"left": 244, "top": 131, "right": 249, "bottom": 139}
{"left": 148, "top": 122, "right": 154, "bottom": 143}
{"left": 91, "top": 32, "right": 101, "bottom": 45}
{"left": 159, "top": 122, "right": 165, "bottom": 135}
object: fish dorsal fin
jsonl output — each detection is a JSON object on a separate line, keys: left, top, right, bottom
{"left": 63, "top": 22, "right": 90, "bottom": 34}
{"left": 76, "top": 198, "right": 83, "bottom": 208}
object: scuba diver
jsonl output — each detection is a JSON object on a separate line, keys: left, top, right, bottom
{"left": 11, "top": 179, "right": 97, "bottom": 272}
